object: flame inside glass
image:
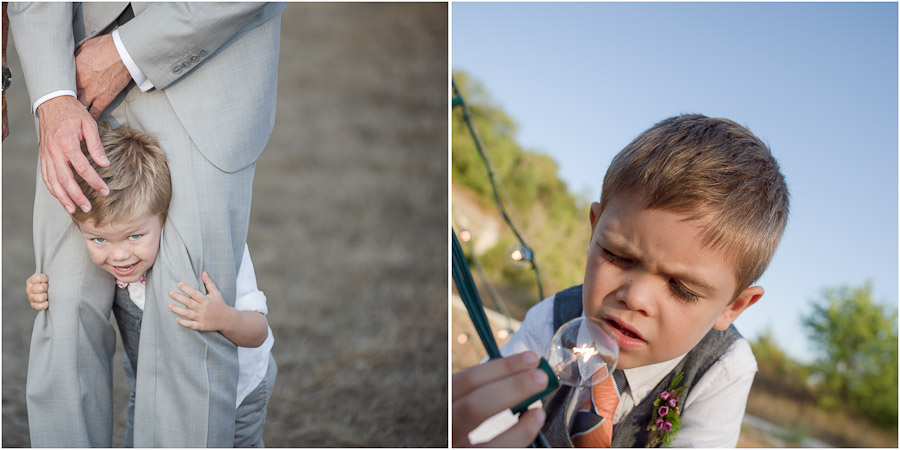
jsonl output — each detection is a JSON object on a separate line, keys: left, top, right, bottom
{"left": 548, "top": 317, "right": 619, "bottom": 388}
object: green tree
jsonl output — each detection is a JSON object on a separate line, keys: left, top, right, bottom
{"left": 452, "top": 71, "right": 591, "bottom": 306}
{"left": 802, "top": 282, "right": 898, "bottom": 429}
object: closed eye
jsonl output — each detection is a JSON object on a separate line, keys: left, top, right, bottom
{"left": 669, "top": 280, "right": 700, "bottom": 303}
{"left": 600, "top": 248, "right": 632, "bottom": 266}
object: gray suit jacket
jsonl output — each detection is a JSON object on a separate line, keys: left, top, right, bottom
{"left": 10, "top": 2, "right": 286, "bottom": 172}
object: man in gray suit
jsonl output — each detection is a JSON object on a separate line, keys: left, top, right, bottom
{"left": 9, "top": 3, "right": 286, "bottom": 446}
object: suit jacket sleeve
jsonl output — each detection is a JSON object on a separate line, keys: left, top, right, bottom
{"left": 7, "top": 3, "right": 77, "bottom": 110}
{"left": 116, "top": 3, "right": 285, "bottom": 90}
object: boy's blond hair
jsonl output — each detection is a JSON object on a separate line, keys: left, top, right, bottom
{"left": 71, "top": 125, "right": 172, "bottom": 228}
{"left": 599, "top": 114, "right": 789, "bottom": 295}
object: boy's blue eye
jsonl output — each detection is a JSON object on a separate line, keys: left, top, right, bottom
{"left": 128, "top": 234, "right": 142, "bottom": 241}
{"left": 92, "top": 237, "right": 107, "bottom": 244}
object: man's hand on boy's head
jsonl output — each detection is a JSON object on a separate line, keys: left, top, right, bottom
{"left": 36, "top": 96, "right": 110, "bottom": 215}
{"left": 168, "top": 272, "right": 235, "bottom": 333}
{"left": 452, "top": 351, "right": 548, "bottom": 447}
{"left": 26, "top": 273, "right": 50, "bottom": 311}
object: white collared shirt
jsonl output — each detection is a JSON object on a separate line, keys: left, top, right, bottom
{"left": 468, "top": 295, "right": 757, "bottom": 447}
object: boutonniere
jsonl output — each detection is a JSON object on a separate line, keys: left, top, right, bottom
{"left": 645, "top": 370, "right": 688, "bottom": 447}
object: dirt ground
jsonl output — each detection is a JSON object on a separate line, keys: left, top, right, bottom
{"left": 2, "top": 4, "right": 448, "bottom": 447}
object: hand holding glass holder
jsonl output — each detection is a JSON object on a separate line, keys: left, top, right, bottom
{"left": 452, "top": 230, "right": 619, "bottom": 447}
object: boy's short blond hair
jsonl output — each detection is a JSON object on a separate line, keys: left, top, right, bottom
{"left": 71, "top": 125, "right": 172, "bottom": 228}
{"left": 599, "top": 114, "right": 789, "bottom": 295}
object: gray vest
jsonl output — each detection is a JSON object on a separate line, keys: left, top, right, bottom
{"left": 112, "top": 285, "right": 143, "bottom": 373}
{"left": 541, "top": 285, "right": 740, "bottom": 447}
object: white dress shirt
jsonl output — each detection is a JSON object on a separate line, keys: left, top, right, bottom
{"left": 468, "top": 295, "right": 757, "bottom": 447}
{"left": 126, "top": 244, "right": 275, "bottom": 407}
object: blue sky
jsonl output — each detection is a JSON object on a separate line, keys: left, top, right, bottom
{"left": 452, "top": 2, "right": 898, "bottom": 362}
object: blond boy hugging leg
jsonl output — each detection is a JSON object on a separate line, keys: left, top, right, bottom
{"left": 25, "top": 127, "right": 278, "bottom": 448}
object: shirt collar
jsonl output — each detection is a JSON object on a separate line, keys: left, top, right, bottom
{"left": 620, "top": 352, "right": 686, "bottom": 405}
{"left": 116, "top": 273, "right": 146, "bottom": 289}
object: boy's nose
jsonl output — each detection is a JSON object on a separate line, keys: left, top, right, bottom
{"left": 111, "top": 245, "right": 131, "bottom": 261}
{"left": 616, "top": 273, "right": 655, "bottom": 315}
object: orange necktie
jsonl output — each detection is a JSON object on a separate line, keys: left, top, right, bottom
{"left": 571, "top": 375, "right": 619, "bottom": 447}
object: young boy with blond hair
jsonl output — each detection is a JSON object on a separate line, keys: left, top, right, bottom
{"left": 26, "top": 126, "right": 277, "bottom": 448}
{"left": 453, "top": 114, "right": 789, "bottom": 447}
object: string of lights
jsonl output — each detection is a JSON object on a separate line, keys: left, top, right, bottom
{"left": 452, "top": 78, "right": 545, "bottom": 302}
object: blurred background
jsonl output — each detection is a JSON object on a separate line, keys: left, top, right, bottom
{"left": 452, "top": 3, "right": 897, "bottom": 447}
{"left": 3, "top": 4, "right": 447, "bottom": 447}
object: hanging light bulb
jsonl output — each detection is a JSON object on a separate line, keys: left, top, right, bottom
{"left": 456, "top": 332, "right": 469, "bottom": 344}
{"left": 459, "top": 229, "right": 473, "bottom": 243}
{"left": 548, "top": 317, "right": 618, "bottom": 388}
{"left": 506, "top": 243, "right": 533, "bottom": 269}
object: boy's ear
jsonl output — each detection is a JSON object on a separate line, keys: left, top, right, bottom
{"left": 589, "top": 202, "right": 602, "bottom": 239}
{"left": 713, "top": 285, "right": 764, "bottom": 330}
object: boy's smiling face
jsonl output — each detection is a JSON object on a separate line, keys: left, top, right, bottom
{"left": 78, "top": 212, "right": 164, "bottom": 283}
{"left": 583, "top": 195, "right": 764, "bottom": 370}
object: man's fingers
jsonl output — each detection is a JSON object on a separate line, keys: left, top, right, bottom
{"left": 452, "top": 367, "right": 549, "bottom": 439}
{"left": 29, "top": 293, "right": 48, "bottom": 303}
{"left": 479, "top": 408, "right": 546, "bottom": 448}
{"left": 453, "top": 351, "right": 541, "bottom": 401}
{"left": 81, "top": 118, "right": 110, "bottom": 171}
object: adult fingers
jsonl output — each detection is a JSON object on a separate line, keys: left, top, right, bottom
{"left": 52, "top": 147, "right": 92, "bottom": 213}
{"left": 46, "top": 153, "right": 78, "bottom": 214}
{"left": 78, "top": 119, "right": 110, "bottom": 193}
{"left": 29, "top": 293, "right": 48, "bottom": 303}
{"left": 453, "top": 351, "right": 540, "bottom": 401}
{"left": 452, "top": 366, "right": 548, "bottom": 443}
{"left": 478, "top": 408, "right": 546, "bottom": 448}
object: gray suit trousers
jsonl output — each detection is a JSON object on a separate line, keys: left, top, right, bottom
{"left": 29, "top": 84, "right": 256, "bottom": 447}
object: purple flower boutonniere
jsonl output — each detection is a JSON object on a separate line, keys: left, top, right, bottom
{"left": 645, "top": 370, "right": 688, "bottom": 447}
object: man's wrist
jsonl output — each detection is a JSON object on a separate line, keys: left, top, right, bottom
{"left": 33, "top": 90, "right": 78, "bottom": 117}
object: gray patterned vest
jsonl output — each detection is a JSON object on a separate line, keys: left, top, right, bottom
{"left": 540, "top": 285, "right": 741, "bottom": 447}
{"left": 112, "top": 285, "right": 143, "bottom": 373}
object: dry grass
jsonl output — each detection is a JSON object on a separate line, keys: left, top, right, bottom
{"left": 745, "top": 386, "right": 898, "bottom": 448}
{"left": 3, "top": 4, "right": 448, "bottom": 447}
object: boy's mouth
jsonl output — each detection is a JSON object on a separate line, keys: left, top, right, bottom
{"left": 112, "top": 263, "right": 139, "bottom": 277}
{"left": 603, "top": 316, "right": 644, "bottom": 341}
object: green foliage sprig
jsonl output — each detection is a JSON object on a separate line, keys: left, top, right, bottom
{"left": 645, "top": 371, "right": 689, "bottom": 447}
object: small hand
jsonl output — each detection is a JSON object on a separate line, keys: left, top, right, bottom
{"left": 452, "top": 351, "right": 548, "bottom": 447}
{"left": 74, "top": 34, "right": 132, "bottom": 120}
{"left": 36, "top": 95, "right": 109, "bottom": 214}
{"left": 26, "top": 273, "right": 50, "bottom": 311}
{"left": 168, "top": 271, "right": 234, "bottom": 332}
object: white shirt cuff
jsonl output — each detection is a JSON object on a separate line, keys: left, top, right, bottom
{"left": 32, "top": 91, "right": 77, "bottom": 117}
{"left": 112, "top": 29, "right": 155, "bottom": 92}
